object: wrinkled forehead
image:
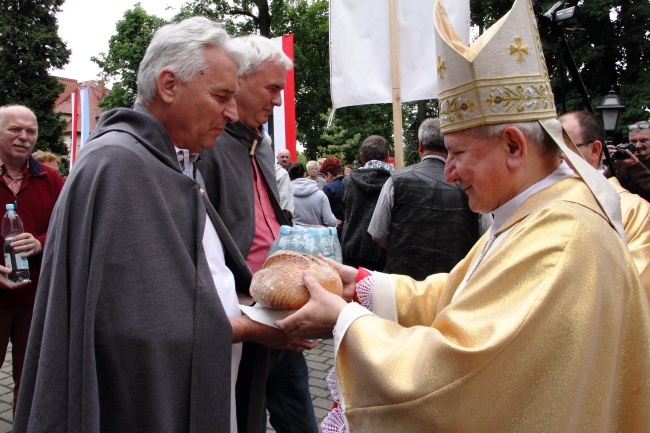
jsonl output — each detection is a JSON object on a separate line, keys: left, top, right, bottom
{"left": 2, "top": 107, "right": 37, "bottom": 128}
{"left": 630, "top": 127, "right": 650, "bottom": 138}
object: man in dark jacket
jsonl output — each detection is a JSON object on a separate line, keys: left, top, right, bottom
{"left": 606, "top": 120, "right": 650, "bottom": 202}
{"left": 199, "top": 34, "right": 319, "bottom": 433}
{"left": 368, "top": 118, "right": 480, "bottom": 280}
{"left": 13, "top": 18, "right": 311, "bottom": 433}
{"left": 342, "top": 135, "right": 393, "bottom": 270}
{"left": 0, "top": 105, "right": 64, "bottom": 410}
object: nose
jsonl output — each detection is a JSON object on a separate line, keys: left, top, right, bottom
{"left": 224, "top": 98, "right": 238, "bottom": 123}
{"left": 444, "top": 156, "right": 458, "bottom": 183}
{"left": 18, "top": 129, "right": 28, "bottom": 141}
{"left": 272, "top": 91, "right": 283, "bottom": 107}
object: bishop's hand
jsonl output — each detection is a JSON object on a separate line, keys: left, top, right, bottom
{"left": 275, "top": 270, "right": 348, "bottom": 340}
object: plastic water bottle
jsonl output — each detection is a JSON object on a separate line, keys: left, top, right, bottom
{"left": 268, "top": 225, "right": 293, "bottom": 256}
{"left": 2, "top": 204, "right": 30, "bottom": 283}
{"left": 318, "top": 227, "right": 343, "bottom": 263}
{"left": 318, "top": 227, "right": 335, "bottom": 261}
{"left": 304, "top": 227, "right": 320, "bottom": 256}
{"left": 329, "top": 227, "right": 343, "bottom": 263}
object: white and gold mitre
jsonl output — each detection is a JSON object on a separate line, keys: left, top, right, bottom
{"left": 434, "top": 0, "right": 556, "bottom": 133}
{"left": 433, "top": 0, "right": 626, "bottom": 240}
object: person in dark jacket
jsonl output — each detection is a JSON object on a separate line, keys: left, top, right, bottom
{"left": 321, "top": 156, "right": 345, "bottom": 237}
{"left": 198, "top": 34, "right": 319, "bottom": 433}
{"left": 368, "top": 118, "right": 480, "bottom": 280}
{"left": 605, "top": 120, "right": 650, "bottom": 202}
{"left": 341, "top": 135, "right": 393, "bottom": 270}
{"left": 0, "top": 105, "right": 64, "bottom": 411}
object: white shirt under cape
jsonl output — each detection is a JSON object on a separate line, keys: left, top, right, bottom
{"left": 179, "top": 148, "right": 242, "bottom": 433}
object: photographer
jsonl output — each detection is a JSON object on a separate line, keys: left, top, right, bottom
{"left": 606, "top": 120, "right": 650, "bottom": 202}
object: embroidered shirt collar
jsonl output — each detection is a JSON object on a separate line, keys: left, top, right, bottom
{"left": 361, "top": 160, "right": 394, "bottom": 171}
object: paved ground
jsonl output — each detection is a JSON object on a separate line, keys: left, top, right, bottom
{"left": 0, "top": 345, "right": 13, "bottom": 433}
{"left": 1, "top": 339, "right": 336, "bottom": 433}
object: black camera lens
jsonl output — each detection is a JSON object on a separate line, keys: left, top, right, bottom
{"left": 612, "top": 144, "right": 638, "bottom": 160}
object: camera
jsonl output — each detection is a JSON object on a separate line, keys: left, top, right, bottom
{"left": 612, "top": 143, "right": 638, "bottom": 160}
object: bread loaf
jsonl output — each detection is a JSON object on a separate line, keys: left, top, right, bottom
{"left": 250, "top": 250, "right": 343, "bottom": 310}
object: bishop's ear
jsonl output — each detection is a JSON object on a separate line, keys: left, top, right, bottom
{"left": 502, "top": 126, "right": 527, "bottom": 169}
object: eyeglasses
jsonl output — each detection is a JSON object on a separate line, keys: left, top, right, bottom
{"left": 628, "top": 124, "right": 650, "bottom": 131}
{"left": 575, "top": 140, "right": 595, "bottom": 147}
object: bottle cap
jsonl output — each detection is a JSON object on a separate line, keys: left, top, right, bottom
{"left": 5, "top": 204, "right": 14, "bottom": 211}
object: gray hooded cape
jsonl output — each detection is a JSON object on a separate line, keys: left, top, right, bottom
{"left": 13, "top": 105, "right": 267, "bottom": 433}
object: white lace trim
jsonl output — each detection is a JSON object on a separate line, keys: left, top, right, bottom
{"left": 321, "top": 367, "right": 346, "bottom": 432}
{"left": 321, "top": 406, "right": 347, "bottom": 432}
{"left": 320, "top": 275, "right": 375, "bottom": 433}
{"left": 356, "top": 275, "right": 374, "bottom": 310}
{"left": 326, "top": 369, "right": 339, "bottom": 402}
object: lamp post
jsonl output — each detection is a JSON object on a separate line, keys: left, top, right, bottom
{"left": 595, "top": 88, "right": 625, "bottom": 175}
{"left": 595, "top": 88, "right": 625, "bottom": 139}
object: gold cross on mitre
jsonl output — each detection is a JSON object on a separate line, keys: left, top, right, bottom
{"left": 509, "top": 37, "right": 528, "bottom": 61}
{"left": 437, "top": 55, "right": 446, "bottom": 78}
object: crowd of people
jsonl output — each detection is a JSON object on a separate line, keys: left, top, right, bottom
{"left": 1, "top": 0, "right": 650, "bottom": 431}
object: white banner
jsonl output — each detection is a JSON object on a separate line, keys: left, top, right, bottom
{"left": 330, "top": 0, "right": 470, "bottom": 109}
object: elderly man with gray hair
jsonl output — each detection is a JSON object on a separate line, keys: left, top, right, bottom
{"left": 14, "top": 17, "right": 313, "bottom": 433}
{"left": 199, "top": 33, "right": 319, "bottom": 433}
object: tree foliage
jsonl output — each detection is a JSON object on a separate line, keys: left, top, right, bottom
{"left": 317, "top": 108, "right": 361, "bottom": 164}
{"left": 98, "top": 0, "right": 648, "bottom": 160}
{"left": 92, "top": 4, "right": 166, "bottom": 110}
{"left": 175, "top": 0, "right": 281, "bottom": 36}
{"left": 471, "top": 0, "right": 650, "bottom": 141}
{"left": 0, "top": 0, "right": 70, "bottom": 154}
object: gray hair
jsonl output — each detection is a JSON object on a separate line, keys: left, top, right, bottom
{"left": 135, "top": 17, "right": 245, "bottom": 105}
{"left": 418, "top": 118, "right": 445, "bottom": 152}
{"left": 231, "top": 34, "right": 292, "bottom": 77}
{"left": 306, "top": 160, "right": 319, "bottom": 170}
{"left": 465, "top": 121, "right": 558, "bottom": 156}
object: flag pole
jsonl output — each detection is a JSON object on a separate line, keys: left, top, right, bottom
{"left": 389, "top": 0, "right": 404, "bottom": 168}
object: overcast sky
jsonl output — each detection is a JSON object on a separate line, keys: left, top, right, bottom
{"left": 53, "top": 0, "right": 187, "bottom": 81}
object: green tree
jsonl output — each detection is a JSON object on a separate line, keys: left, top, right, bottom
{"left": 471, "top": 0, "right": 650, "bottom": 141}
{"left": 278, "top": 0, "right": 331, "bottom": 159}
{"left": 175, "top": 0, "right": 283, "bottom": 36}
{"left": 92, "top": 4, "right": 166, "bottom": 110}
{"left": 0, "top": 0, "right": 70, "bottom": 154}
{"left": 317, "top": 108, "right": 361, "bottom": 164}
{"left": 175, "top": 0, "right": 399, "bottom": 161}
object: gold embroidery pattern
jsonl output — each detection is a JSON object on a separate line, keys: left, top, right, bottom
{"left": 440, "top": 96, "right": 475, "bottom": 123}
{"left": 437, "top": 55, "right": 446, "bottom": 79}
{"left": 486, "top": 84, "right": 552, "bottom": 113}
{"left": 509, "top": 37, "right": 529, "bottom": 61}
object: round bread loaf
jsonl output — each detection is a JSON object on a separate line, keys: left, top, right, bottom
{"left": 250, "top": 250, "right": 343, "bottom": 310}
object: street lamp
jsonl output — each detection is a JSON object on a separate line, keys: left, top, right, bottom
{"left": 595, "top": 88, "right": 625, "bottom": 177}
{"left": 595, "top": 88, "right": 625, "bottom": 138}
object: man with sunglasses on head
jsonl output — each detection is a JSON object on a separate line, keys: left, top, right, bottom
{"left": 606, "top": 120, "right": 650, "bottom": 202}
